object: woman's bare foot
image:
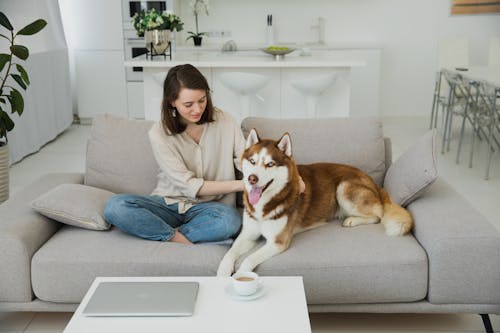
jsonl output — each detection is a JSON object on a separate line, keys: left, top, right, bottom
{"left": 170, "top": 229, "right": 193, "bottom": 244}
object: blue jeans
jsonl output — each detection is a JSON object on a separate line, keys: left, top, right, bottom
{"left": 104, "top": 194, "right": 242, "bottom": 243}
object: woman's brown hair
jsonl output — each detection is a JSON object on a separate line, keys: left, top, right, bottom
{"left": 161, "top": 64, "right": 215, "bottom": 134}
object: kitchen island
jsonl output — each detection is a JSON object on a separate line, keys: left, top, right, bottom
{"left": 125, "top": 49, "right": 370, "bottom": 121}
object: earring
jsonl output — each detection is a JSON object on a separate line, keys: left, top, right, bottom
{"left": 172, "top": 108, "right": 177, "bottom": 118}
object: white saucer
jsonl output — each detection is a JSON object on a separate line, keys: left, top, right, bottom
{"left": 224, "top": 283, "right": 267, "bottom": 301}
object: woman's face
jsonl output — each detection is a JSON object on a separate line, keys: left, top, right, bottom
{"left": 171, "top": 88, "right": 207, "bottom": 125}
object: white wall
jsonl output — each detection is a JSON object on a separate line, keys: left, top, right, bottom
{"left": 178, "top": 0, "right": 500, "bottom": 116}
{"left": 58, "top": 0, "right": 127, "bottom": 120}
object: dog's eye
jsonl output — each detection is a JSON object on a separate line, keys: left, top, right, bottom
{"left": 266, "top": 161, "right": 275, "bottom": 167}
{"left": 249, "top": 158, "right": 256, "bottom": 165}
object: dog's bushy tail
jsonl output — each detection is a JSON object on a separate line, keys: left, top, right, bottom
{"left": 379, "top": 188, "right": 413, "bottom": 236}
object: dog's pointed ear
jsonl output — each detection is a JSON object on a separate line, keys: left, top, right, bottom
{"left": 245, "top": 128, "right": 260, "bottom": 149}
{"left": 277, "top": 132, "right": 292, "bottom": 157}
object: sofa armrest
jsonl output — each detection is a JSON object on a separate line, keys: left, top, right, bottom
{"left": 408, "top": 178, "right": 500, "bottom": 305}
{"left": 0, "top": 173, "right": 84, "bottom": 302}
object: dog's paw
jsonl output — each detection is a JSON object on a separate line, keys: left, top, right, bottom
{"left": 216, "top": 260, "right": 234, "bottom": 277}
{"left": 237, "top": 260, "right": 255, "bottom": 274}
{"left": 342, "top": 217, "right": 355, "bottom": 227}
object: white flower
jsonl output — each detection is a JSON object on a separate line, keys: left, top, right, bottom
{"left": 190, "top": 0, "right": 209, "bottom": 16}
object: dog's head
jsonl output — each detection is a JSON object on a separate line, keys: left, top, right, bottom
{"left": 241, "top": 128, "right": 295, "bottom": 207}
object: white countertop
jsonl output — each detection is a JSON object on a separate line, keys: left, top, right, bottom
{"left": 125, "top": 49, "right": 367, "bottom": 68}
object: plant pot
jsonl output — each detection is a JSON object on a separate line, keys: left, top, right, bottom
{"left": 193, "top": 36, "right": 203, "bottom": 46}
{"left": 145, "top": 29, "right": 170, "bottom": 55}
{"left": 0, "top": 144, "right": 9, "bottom": 203}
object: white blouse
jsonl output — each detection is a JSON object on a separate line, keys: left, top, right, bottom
{"left": 148, "top": 109, "right": 245, "bottom": 213}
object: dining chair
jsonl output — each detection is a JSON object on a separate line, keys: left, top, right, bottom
{"left": 467, "top": 80, "right": 500, "bottom": 179}
{"left": 440, "top": 69, "right": 470, "bottom": 154}
{"left": 454, "top": 79, "right": 485, "bottom": 165}
{"left": 430, "top": 38, "right": 469, "bottom": 130}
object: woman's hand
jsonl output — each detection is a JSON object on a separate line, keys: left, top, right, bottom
{"left": 198, "top": 180, "right": 245, "bottom": 196}
{"left": 299, "top": 176, "right": 306, "bottom": 194}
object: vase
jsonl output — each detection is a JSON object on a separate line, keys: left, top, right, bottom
{"left": 0, "top": 144, "right": 9, "bottom": 203}
{"left": 145, "top": 29, "right": 170, "bottom": 55}
{"left": 193, "top": 36, "right": 203, "bottom": 47}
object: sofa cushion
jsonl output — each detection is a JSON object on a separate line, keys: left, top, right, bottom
{"left": 85, "top": 114, "right": 158, "bottom": 195}
{"left": 241, "top": 117, "right": 386, "bottom": 185}
{"left": 384, "top": 130, "right": 438, "bottom": 207}
{"left": 31, "top": 226, "right": 230, "bottom": 303}
{"left": 30, "top": 184, "right": 114, "bottom": 231}
{"left": 31, "top": 222, "right": 427, "bottom": 304}
{"left": 253, "top": 222, "right": 428, "bottom": 304}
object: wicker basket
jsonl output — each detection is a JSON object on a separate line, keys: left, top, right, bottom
{"left": 0, "top": 144, "right": 9, "bottom": 203}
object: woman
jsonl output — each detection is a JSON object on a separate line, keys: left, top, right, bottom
{"left": 104, "top": 64, "right": 245, "bottom": 244}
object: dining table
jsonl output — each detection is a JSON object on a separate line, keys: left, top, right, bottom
{"left": 448, "top": 66, "right": 500, "bottom": 88}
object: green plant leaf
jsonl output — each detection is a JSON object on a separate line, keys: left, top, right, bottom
{"left": 11, "top": 45, "right": 29, "bottom": 60}
{"left": 0, "top": 12, "right": 13, "bottom": 31}
{"left": 0, "top": 53, "right": 10, "bottom": 72}
{"left": 17, "top": 19, "right": 47, "bottom": 35}
{"left": 8, "top": 88, "right": 23, "bottom": 115}
{"left": 0, "top": 109, "right": 14, "bottom": 132}
{"left": 11, "top": 74, "right": 26, "bottom": 90}
{"left": 0, "top": 97, "right": 5, "bottom": 104}
{"left": 15, "top": 64, "right": 29, "bottom": 85}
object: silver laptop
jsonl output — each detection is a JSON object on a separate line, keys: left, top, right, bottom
{"left": 82, "top": 281, "right": 199, "bottom": 317}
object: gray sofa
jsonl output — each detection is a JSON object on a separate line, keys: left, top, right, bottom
{"left": 1, "top": 114, "right": 499, "bottom": 331}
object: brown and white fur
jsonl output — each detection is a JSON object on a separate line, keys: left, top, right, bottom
{"left": 216, "top": 129, "right": 413, "bottom": 276}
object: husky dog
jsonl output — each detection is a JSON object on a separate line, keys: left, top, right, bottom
{"left": 217, "top": 129, "right": 413, "bottom": 276}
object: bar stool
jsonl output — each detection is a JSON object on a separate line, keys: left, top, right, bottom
{"left": 290, "top": 72, "right": 337, "bottom": 117}
{"left": 218, "top": 72, "right": 271, "bottom": 119}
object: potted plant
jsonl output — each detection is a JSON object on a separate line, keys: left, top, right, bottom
{"left": 132, "top": 8, "right": 183, "bottom": 55}
{"left": 0, "top": 12, "right": 46, "bottom": 203}
{"left": 186, "top": 0, "right": 209, "bottom": 46}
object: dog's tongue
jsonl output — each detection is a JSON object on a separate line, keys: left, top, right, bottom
{"left": 249, "top": 186, "right": 264, "bottom": 205}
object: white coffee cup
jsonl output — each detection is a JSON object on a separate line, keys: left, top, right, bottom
{"left": 231, "top": 271, "right": 261, "bottom": 296}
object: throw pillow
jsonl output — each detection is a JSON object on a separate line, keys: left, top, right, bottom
{"left": 31, "top": 184, "right": 114, "bottom": 230}
{"left": 384, "top": 130, "right": 438, "bottom": 207}
{"left": 85, "top": 114, "right": 158, "bottom": 195}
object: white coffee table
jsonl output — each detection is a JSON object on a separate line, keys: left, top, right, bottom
{"left": 63, "top": 276, "right": 311, "bottom": 333}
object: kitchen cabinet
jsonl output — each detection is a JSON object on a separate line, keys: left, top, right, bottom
{"left": 126, "top": 82, "right": 145, "bottom": 119}
{"left": 129, "top": 50, "right": 367, "bottom": 121}
{"left": 126, "top": 48, "right": 380, "bottom": 120}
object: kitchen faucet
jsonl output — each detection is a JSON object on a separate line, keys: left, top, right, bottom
{"left": 310, "top": 17, "right": 325, "bottom": 45}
